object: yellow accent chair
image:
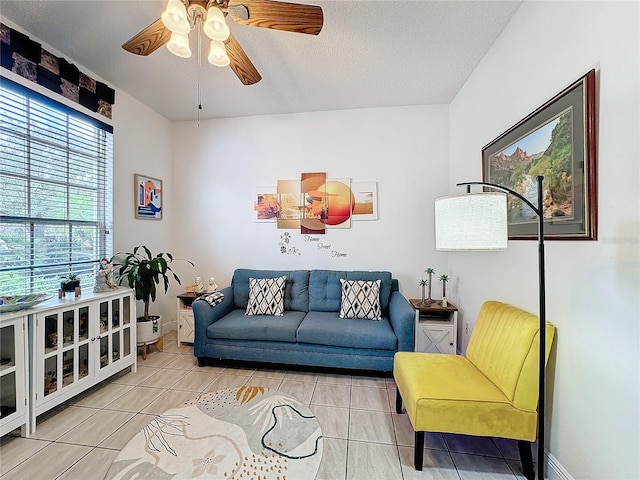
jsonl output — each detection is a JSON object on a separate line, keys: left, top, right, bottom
{"left": 393, "top": 301, "right": 556, "bottom": 479}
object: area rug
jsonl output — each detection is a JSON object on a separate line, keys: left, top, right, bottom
{"left": 105, "top": 386, "right": 323, "bottom": 480}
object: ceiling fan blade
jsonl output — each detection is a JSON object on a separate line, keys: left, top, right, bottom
{"left": 122, "top": 19, "right": 172, "bottom": 56}
{"left": 225, "top": 33, "right": 262, "bottom": 85}
{"left": 228, "top": 0, "right": 323, "bottom": 35}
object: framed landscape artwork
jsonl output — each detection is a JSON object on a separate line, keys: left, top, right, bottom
{"left": 482, "top": 69, "right": 597, "bottom": 240}
{"left": 134, "top": 174, "right": 163, "bottom": 220}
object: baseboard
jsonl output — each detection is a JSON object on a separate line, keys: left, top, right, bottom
{"left": 547, "top": 452, "right": 574, "bottom": 480}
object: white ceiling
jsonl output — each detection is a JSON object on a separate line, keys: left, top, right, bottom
{"left": 0, "top": 0, "right": 522, "bottom": 122}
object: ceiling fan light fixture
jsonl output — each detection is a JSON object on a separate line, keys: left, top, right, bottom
{"left": 161, "top": 0, "right": 190, "bottom": 35}
{"left": 208, "top": 40, "right": 230, "bottom": 67}
{"left": 203, "top": 6, "right": 230, "bottom": 42}
{"left": 167, "top": 32, "right": 192, "bottom": 58}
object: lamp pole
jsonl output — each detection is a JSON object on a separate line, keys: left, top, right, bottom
{"left": 457, "top": 175, "right": 546, "bottom": 480}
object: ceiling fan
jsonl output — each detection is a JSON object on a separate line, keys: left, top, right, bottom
{"left": 122, "top": 0, "right": 324, "bottom": 86}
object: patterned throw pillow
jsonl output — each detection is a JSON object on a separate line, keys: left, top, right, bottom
{"left": 339, "top": 279, "right": 382, "bottom": 320}
{"left": 245, "top": 276, "right": 286, "bottom": 316}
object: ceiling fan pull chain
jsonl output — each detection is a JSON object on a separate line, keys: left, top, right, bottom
{"left": 197, "top": 21, "right": 203, "bottom": 127}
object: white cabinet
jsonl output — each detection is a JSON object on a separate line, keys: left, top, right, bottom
{"left": 410, "top": 299, "right": 458, "bottom": 355}
{"left": 177, "top": 293, "right": 196, "bottom": 346}
{"left": 31, "top": 288, "right": 136, "bottom": 431}
{"left": 0, "top": 313, "right": 29, "bottom": 436}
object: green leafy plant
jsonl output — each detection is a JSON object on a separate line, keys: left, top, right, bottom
{"left": 440, "top": 274, "right": 449, "bottom": 298}
{"left": 111, "top": 246, "right": 194, "bottom": 321}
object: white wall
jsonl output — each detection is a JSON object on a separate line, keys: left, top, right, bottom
{"left": 111, "top": 91, "right": 175, "bottom": 325}
{"left": 170, "top": 105, "right": 451, "bottom": 302}
{"left": 449, "top": 1, "right": 639, "bottom": 478}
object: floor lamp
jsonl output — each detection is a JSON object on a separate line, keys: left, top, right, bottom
{"left": 434, "top": 175, "right": 547, "bottom": 480}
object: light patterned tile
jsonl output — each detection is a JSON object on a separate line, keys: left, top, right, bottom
{"left": 252, "top": 369, "right": 287, "bottom": 380}
{"left": 451, "top": 452, "right": 517, "bottom": 479}
{"left": 493, "top": 437, "right": 521, "bottom": 460}
{"left": 110, "top": 365, "right": 160, "bottom": 386}
{"left": 283, "top": 370, "right": 318, "bottom": 383}
{"left": 103, "top": 386, "right": 165, "bottom": 412}
{"left": 348, "top": 409, "right": 395, "bottom": 445}
{"left": 29, "top": 405, "right": 99, "bottom": 441}
{"left": 317, "top": 373, "right": 352, "bottom": 385}
{"left": 310, "top": 405, "right": 349, "bottom": 439}
{"left": 171, "top": 370, "right": 219, "bottom": 392}
{"left": 138, "top": 351, "right": 181, "bottom": 368}
{"left": 68, "top": 382, "right": 133, "bottom": 408}
{"left": 248, "top": 377, "right": 283, "bottom": 390}
{"left": 141, "top": 389, "right": 200, "bottom": 415}
{"left": 399, "top": 446, "right": 459, "bottom": 479}
{"left": 164, "top": 352, "right": 198, "bottom": 369}
{"left": 312, "top": 383, "right": 350, "bottom": 408}
{"left": 316, "top": 437, "right": 347, "bottom": 480}
{"left": 139, "top": 367, "right": 187, "bottom": 388}
{"left": 163, "top": 343, "right": 193, "bottom": 354}
{"left": 57, "top": 447, "right": 119, "bottom": 480}
{"left": 0, "top": 436, "right": 49, "bottom": 475}
{"left": 0, "top": 442, "right": 92, "bottom": 480}
{"left": 351, "top": 375, "right": 388, "bottom": 388}
{"left": 279, "top": 379, "right": 315, "bottom": 404}
{"left": 56, "top": 410, "right": 135, "bottom": 446}
{"left": 350, "top": 386, "right": 390, "bottom": 411}
{"left": 206, "top": 374, "right": 249, "bottom": 391}
{"left": 223, "top": 366, "right": 256, "bottom": 376}
{"left": 346, "top": 440, "right": 402, "bottom": 480}
{"left": 99, "top": 413, "right": 156, "bottom": 450}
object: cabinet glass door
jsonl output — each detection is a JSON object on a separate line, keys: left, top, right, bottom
{"left": 97, "top": 294, "right": 134, "bottom": 375}
{"left": 0, "top": 324, "right": 17, "bottom": 418}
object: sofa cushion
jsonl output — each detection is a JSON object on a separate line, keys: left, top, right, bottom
{"left": 208, "top": 309, "right": 306, "bottom": 343}
{"left": 309, "top": 270, "right": 392, "bottom": 314}
{"left": 339, "top": 279, "right": 382, "bottom": 320}
{"left": 296, "top": 311, "right": 397, "bottom": 350}
{"left": 233, "top": 269, "right": 310, "bottom": 312}
{"left": 245, "top": 276, "right": 286, "bottom": 316}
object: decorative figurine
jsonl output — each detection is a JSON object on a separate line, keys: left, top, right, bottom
{"left": 207, "top": 277, "right": 218, "bottom": 292}
{"left": 424, "top": 268, "right": 435, "bottom": 305}
{"left": 418, "top": 279, "right": 428, "bottom": 306}
{"left": 195, "top": 277, "right": 204, "bottom": 292}
{"left": 94, "top": 258, "right": 118, "bottom": 292}
{"left": 440, "top": 274, "right": 449, "bottom": 306}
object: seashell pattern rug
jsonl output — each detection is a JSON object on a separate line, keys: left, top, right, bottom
{"left": 104, "top": 386, "right": 323, "bottom": 480}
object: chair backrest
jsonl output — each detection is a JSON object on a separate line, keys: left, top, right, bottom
{"left": 466, "top": 301, "right": 556, "bottom": 411}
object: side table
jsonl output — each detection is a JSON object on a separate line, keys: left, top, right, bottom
{"left": 410, "top": 299, "right": 458, "bottom": 355}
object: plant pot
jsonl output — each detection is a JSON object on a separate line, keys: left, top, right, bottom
{"left": 61, "top": 280, "right": 80, "bottom": 292}
{"left": 136, "top": 315, "right": 162, "bottom": 345}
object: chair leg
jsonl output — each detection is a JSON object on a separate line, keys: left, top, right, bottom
{"left": 414, "top": 431, "right": 424, "bottom": 470}
{"left": 395, "top": 388, "right": 403, "bottom": 414}
{"left": 518, "top": 440, "right": 534, "bottom": 480}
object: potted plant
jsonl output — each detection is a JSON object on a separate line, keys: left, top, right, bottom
{"left": 60, "top": 273, "right": 80, "bottom": 293}
{"left": 111, "top": 246, "right": 193, "bottom": 344}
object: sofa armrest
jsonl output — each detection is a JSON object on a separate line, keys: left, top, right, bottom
{"left": 192, "top": 285, "right": 234, "bottom": 356}
{"left": 388, "top": 291, "right": 415, "bottom": 352}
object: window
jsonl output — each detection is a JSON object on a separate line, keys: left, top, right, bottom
{"left": 0, "top": 78, "right": 113, "bottom": 296}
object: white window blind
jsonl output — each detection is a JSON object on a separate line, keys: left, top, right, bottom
{"left": 0, "top": 77, "right": 113, "bottom": 296}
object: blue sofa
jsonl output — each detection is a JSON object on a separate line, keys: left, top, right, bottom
{"left": 193, "top": 268, "right": 415, "bottom": 372}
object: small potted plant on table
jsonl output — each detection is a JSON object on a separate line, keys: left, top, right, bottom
{"left": 60, "top": 273, "right": 80, "bottom": 297}
{"left": 111, "top": 246, "right": 193, "bottom": 358}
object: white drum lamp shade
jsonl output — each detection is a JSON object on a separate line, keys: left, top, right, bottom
{"left": 435, "top": 192, "right": 508, "bottom": 251}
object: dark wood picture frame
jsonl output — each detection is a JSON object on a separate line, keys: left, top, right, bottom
{"left": 482, "top": 69, "right": 597, "bottom": 240}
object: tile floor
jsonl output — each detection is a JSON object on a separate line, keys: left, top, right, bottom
{"left": 0, "top": 331, "right": 533, "bottom": 480}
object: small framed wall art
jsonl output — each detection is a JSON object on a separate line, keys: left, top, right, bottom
{"left": 134, "top": 174, "right": 163, "bottom": 220}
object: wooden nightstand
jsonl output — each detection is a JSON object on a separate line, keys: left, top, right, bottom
{"left": 177, "top": 293, "right": 197, "bottom": 346}
{"left": 409, "top": 299, "right": 458, "bottom": 355}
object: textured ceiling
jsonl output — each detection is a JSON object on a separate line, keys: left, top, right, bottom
{"left": 0, "top": 0, "right": 522, "bottom": 122}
